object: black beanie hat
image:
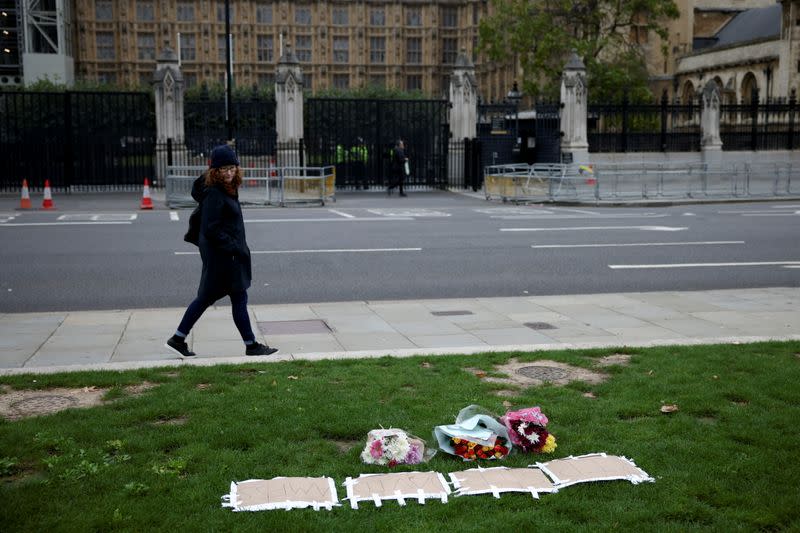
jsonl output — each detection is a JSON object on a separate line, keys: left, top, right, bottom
{"left": 209, "top": 145, "right": 240, "bottom": 168}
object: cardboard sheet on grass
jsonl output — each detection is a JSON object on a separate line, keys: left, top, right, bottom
{"left": 221, "top": 477, "right": 339, "bottom": 512}
{"left": 343, "top": 471, "right": 451, "bottom": 509}
{"left": 449, "top": 466, "right": 557, "bottom": 499}
{"left": 537, "top": 452, "right": 654, "bottom": 488}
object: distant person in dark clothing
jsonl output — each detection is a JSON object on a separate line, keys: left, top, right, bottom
{"left": 350, "top": 137, "right": 369, "bottom": 190}
{"left": 166, "top": 144, "right": 278, "bottom": 358}
{"left": 387, "top": 139, "right": 408, "bottom": 197}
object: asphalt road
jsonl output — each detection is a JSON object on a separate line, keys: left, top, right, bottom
{"left": 1, "top": 191, "right": 799, "bottom": 313}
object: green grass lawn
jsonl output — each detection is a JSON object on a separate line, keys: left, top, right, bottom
{"left": 1, "top": 341, "right": 799, "bottom": 532}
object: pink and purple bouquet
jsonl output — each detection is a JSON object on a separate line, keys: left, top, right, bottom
{"left": 500, "top": 406, "right": 557, "bottom": 454}
{"left": 360, "top": 429, "right": 433, "bottom": 467}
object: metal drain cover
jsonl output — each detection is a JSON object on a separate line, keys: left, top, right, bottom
{"left": 524, "top": 322, "right": 557, "bottom": 330}
{"left": 11, "top": 395, "right": 78, "bottom": 415}
{"left": 516, "top": 366, "right": 571, "bottom": 381}
{"left": 431, "top": 310, "right": 474, "bottom": 316}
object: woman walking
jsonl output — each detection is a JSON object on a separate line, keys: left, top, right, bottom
{"left": 166, "top": 144, "right": 277, "bottom": 358}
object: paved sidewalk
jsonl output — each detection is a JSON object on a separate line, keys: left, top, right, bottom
{"left": 1, "top": 287, "right": 798, "bottom": 375}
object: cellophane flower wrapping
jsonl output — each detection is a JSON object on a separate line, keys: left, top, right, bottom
{"left": 360, "top": 428, "right": 434, "bottom": 467}
{"left": 500, "top": 406, "right": 557, "bottom": 454}
{"left": 433, "top": 405, "right": 513, "bottom": 461}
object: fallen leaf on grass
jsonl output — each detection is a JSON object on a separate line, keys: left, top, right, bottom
{"left": 660, "top": 404, "right": 679, "bottom": 414}
{"left": 473, "top": 370, "right": 487, "bottom": 379}
{"left": 502, "top": 400, "right": 513, "bottom": 408}
{"left": 583, "top": 392, "right": 597, "bottom": 399}
{"left": 421, "top": 362, "right": 432, "bottom": 368}
{"left": 287, "top": 376, "right": 299, "bottom": 380}
{"left": 83, "top": 386, "right": 97, "bottom": 392}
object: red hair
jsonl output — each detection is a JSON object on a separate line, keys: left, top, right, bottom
{"left": 204, "top": 167, "right": 242, "bottom": 196}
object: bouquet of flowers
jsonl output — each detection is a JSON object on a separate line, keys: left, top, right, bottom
{"left": 434, "top": 405, "right": 513, "bottom": 461}
{"left": 500, "top": 406, "right": 557, "bottom": 454}
{"left": 450, "top": 435, "right": 509, "bottom": 461}
{"left": 360, "top": 428, "right": 433, "bottom": 467}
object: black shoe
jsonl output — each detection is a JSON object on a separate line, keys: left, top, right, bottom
{"left": 165, "top": 335, "right": 195, "bottom": 358}
{"left": 246, "top": 342, "right": 278, "bottom": 356}
{"left": 399, "top": 192, "right": 407, "bottom": 197}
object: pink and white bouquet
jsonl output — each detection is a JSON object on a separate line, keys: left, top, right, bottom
{"left": 360, "top": 429, "right": 433, "bottom": 467}
{"left": 500, "top": 406, "right": 557, "bottom": 454}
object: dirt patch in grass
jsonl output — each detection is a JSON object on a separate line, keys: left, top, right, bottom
{"left": 331, "top": 439, "right": 360, "bottom": 454}
{"left": 153, "top": 415, "right": 189, "bottom": 426}
{"left": 0, "top": 383, "right": 157, "bottom": 421}
{"left": 466, "top": 358, "right": 608, "bottom": 388}
{"left": 594, "top": 354, "right": 632, "bottom": 367}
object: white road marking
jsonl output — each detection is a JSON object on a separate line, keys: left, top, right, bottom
{"left": 174, "top": 247, "right": 422, "bottom": 255}
{"left": 742, "top": 211, "right": 800, "bottom": 217}
{"left": 773, "top": 205, "right": 800, "bottom": 208}
{"left": 245, "top": 217, "right": 414, "bottom": 223}
{"left": 492, "top": 213, "right": 668, "bottom": 220}
{"left": 57, "top": 214, "right": 137, "bottom": 221}
{"left": 328, "top": 209, "right": 355, "bottom": 218}
{"left": 783, "top": 265, "right": 800, "bottom": 269}
{"left": 558, "top": 207, "right": 602, "bottom": 215}
{"left": 502, "top": 225, "right": 687, "bottom": 232}
{"left": 532, "top": 241, "right": 744, "bottom": 249}
{"left": 367, "top": 208, "right": 450, "bottom": 217}
{"left": 170, "top": 211, "right": 180, "bottom": 221}
{"left": 0, "top": 221, "right": 133, "bottom": 227}
{"left": 609, "top": 261, "right": 800, "bottom": 269}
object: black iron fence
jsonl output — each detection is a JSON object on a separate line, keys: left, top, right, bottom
{"left": 0, "top": 91, "right": 154, "bottom": 192}
{"left": 721, "top": 94, "right": 800, "bottom": 151}
{"left": 184, "top": 91, "right": 277, "bottom": 156}
{"left": 304, "top": 98, "right": 450, "bottom": 190}
{"left": 447, "top": 138, "right": 482, "bottom": 191}
{"left": 155, "top": 138, "right": 304, "bottom": 183}
{"left": 589, "top": 95, "right": 701, "bottom": 153}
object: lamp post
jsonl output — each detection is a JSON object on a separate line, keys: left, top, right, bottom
{"left": 506, "top": 81, "right": 522, "bottom": 155}
{"left": 225, "top": 0, "right": 233, "bottom": 142}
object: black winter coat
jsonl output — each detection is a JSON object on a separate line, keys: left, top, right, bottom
{"left": 191, "top": 176, "right": 252, "bottom": 303}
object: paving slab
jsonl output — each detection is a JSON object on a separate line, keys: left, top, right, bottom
{"left": 265, "top": 333, "right": 344, "bottom": 354}
{"left": 407, "top": 333, "right": 487, "bottom": 349}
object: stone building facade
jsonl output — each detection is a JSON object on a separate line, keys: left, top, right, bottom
{"left": 65, "top": 0, "right": 515, "bottom": 101}
{"left": 670, "top": 0, "right": 799, "bottom": 103}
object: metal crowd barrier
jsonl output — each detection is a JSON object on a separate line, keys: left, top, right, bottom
{"left": 484, "top": 163, "right": 597, "bottom": 202}
{"left": 483, "top": 162, "right": 798, "bottom": 203}
{"left": 165, "top": 165, "right": 335, "bottom": 207}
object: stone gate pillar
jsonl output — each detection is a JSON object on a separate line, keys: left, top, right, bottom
{"left": 449, "top": 49, "right": 478, "bottom": 140}
{"left": 701, "top": 80, "right": 723, "bottom": 166}
{"left": 560, "top": 50, "right": 589, "bottom": 164}
{"left": 275, "top": 44, "right": 304, "bottom": 165}
{"left": 448, "top": 49, "right": 478, "bottom": 182}
{"left": 153, "top": 47, "right": 186, "bottom": 185}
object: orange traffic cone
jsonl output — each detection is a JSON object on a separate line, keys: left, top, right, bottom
{"left": 41, "top": 180, "right": 55, "bottom": 210}
{"left": 19, "top": 179, "right": 32, "bottom": 209}
{"left": 140, "top": 178, "right": 154, "bottom": 209}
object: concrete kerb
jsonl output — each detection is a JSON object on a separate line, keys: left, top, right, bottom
{"left": 2, "top": 334, "right": 798, "bottom": 376}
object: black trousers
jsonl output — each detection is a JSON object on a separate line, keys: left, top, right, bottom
{"left": 388, "top": 171, "right": 405, "bottom": 193}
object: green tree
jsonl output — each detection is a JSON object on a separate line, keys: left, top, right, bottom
{"left": 478, "top": 0, "right": 679, "bottom": 102}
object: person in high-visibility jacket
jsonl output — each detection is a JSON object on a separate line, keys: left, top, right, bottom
{"left": 334, "top": 143, "right": 349, "bottom": 187}
{"left": 350, "top": 137, "right": 369, "bottom": 190}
